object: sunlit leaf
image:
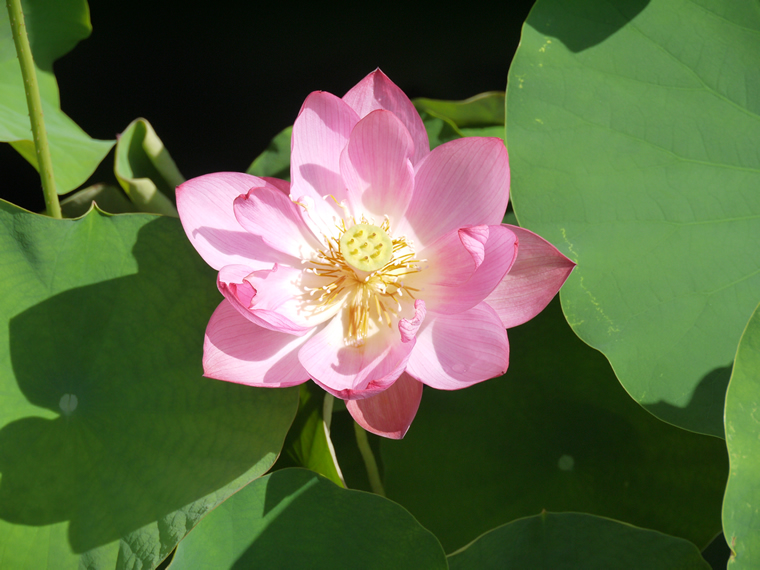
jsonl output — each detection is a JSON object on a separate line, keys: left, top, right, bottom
{"left": 506, "top": 0, "right": 760, "bottom": 437}
{"left": 723, "top": 301, "right": 760, "bottom": 569}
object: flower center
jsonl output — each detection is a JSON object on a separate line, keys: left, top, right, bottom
{"left": 339, "top": 223, "right": 392, "bottom": 273}
{"left": 303, "top": 217, "right": 424, "bottom": 347}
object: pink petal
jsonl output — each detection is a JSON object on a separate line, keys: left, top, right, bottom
{"left": 342, "top": 69, "right": 429, "bottom": 165}
{"left": 176, "top": 172, "right": 288, "bottom": 270}
{"left": 262, "top": 177, "right": 291, "bottom": 194}
{"left": 400, "top": 138, "right": 509, "bottom": 248}
{"left": 290, "top": 91, "right": 359, "bottom": 225}
{"left": 398, "top": 300, "right": 426, "bottom": 343}
{"left": 485, "top": 225, "right": 576, "bottom": 328}
{"left": 406, "top": 303, "right": 509, "bottom": 390}
{"left": 299, "top": 310, "right": 414, "bottom": 400}
{"left": 340, "top": 110, "right": 415, "bottom": 225}
{"left": 203, "top": 300, "right": 312, "bottom": 387}
{"left": 346, "top": 372, "right": 423, "bottom": 440}
{"left": 218, "top": 264, "right": 337, "bottom": 336}
{"left": 233, "top": 186, "right": 322, "bottom": 259}
{"left": 407, "top": 225, "right": 518, "bottom": 314}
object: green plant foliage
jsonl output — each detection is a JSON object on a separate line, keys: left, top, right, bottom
{"left": 58, "top": 184, "right": 133, "bottom": 218}
{"left": 0, "top": 201, "right": 298, "bottom": 569}
{"left": 381, "top": 298, "right": 727, "bottom": 553}
{"left": 448, "top": 512, "right": 710, "bottom": 569}
{"left": 114, "top": 118, "right": 183, "bottom": 216}
{"left": 415, "top": 93, "right": 506, "bottom": 149}
{"left": 0, "top": 0, "right": 114, "bottom": 193}
{"left": 170, "top": 468, "right": 447, "bottom": 569}
{"left": 414, "top": 92, "right": 505, "bottom": 127}
{"left": 723, "top": 301, "right": 760, "bottom": 568}
{"left": 246, "top": 125, "right": 292, "bottom": 180}
{"left": 273, "top": 383, "right": 345, "bottom": 487}
{"left": 506, "top": 0, "right": 760, "bottom": 437}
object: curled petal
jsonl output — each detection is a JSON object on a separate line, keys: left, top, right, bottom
{"left": 401, "top": 138, "right": 509, "bottom": 248}
{"left": 486, "top": 225, "right": 576, "bottom": 328}
{"left": 300, "top": 311, "right": 414, "bottom": 400}
{"left": 218, "top": 264, "right": 316, "bottom": 336}
{"left": 406, "top": 303, "right": 509, "bottom": 390}
{"left": 399, "top": 300, "right": 426, "bottom": 343}
{"left": 342, "top": 69, "right": 429, "bottom": 165}
{"left": 290, "top": 91, "right": 359, "bottom": 224}
{"left": 340, "top": 109, "right": 415, "bottom": 225}
{"left": 346, "top": 373, "right": 423, "bottom": 440}
{"left": 234, "top": 186, "right": 322, "bottom": 259}
{"left": 176, "top": 172, "right": 289, "bottom": 269}
{"left": 408, "top": 225, "right": 518, "bottom": 314}
{"left": 203, "top": 300, "right": 312, "bottom": 387}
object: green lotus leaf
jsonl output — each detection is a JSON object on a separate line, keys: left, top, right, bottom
{"left": 273, "top": 382, "right": 345, "bottom": 488}
{"left": 723, "top": 301, "right": 760, "bottom": 569}
{"left": 114, "top": 118, "right": 183, "bottom": 216}
{"left": 506, "top": 0, "right": 760, "bottom": 437}
{"left": 0, "top": 201, "right": 298, "bottom": 569}
{"left": 170, "top": 468, "right": 447, "bottom": 569}
{"left": 381, "top": 298, "right": 727, "bottom": 553}
{"left": 448, "top": 512, "right": 709, "bottom": 569}
{"left": 246, "top": 125, "right": 292, "bottom": 180}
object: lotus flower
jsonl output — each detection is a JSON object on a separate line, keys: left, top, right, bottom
{"left": 177, "top": 70, "right": 574, "bottom": 439}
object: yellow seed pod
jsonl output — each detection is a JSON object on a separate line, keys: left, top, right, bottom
{"left": 339, "top": 223, "right": 393, "bottom": 273}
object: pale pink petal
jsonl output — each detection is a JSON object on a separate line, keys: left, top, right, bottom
{"left": 399, "top": 300, "right": 426, "bottom": 343}
{"left": 203, "top": 300, "right": 312, "bottom": 387}
{"left": 244, "top": 264, "right": 342, "bottom": 333}
{"left": 300, "top": 310, "right": 415, "bottom": 400}
{"left": 485, "top": 225, "right": 576, "bottom": 328}
{"left": 262, "top": 177, "right": 291, "bottom": 194}
{"left": 458, "top": 226, "right": 489, "bottom": 269}
{"left": 400, "top": 138, "right": 509, "bottom": 247}
{"left": 340, "top": 110, "right": 415, "bottom": 224}
{"left": 233, "top": 186, "right": 322, "bottom": 259}
{"left": 218, "top": 264, "right": 315, "bottom": 336}
{"left": 176, "top": 172, "right": 288, "bottom": 269}
{"left": 406, "top": 303, "right": 509, "bottom": 390}
{"left": 343, "top": 69, "right": 429, "bottom": 165}
{"left": 407, "top": 225, "right": 517, "bottom": 314}
{"left": 346, "top": 372, "right": 423, "bottom": 440}
{"left": 290, "top": 91, "right": 359, "bottom": 225}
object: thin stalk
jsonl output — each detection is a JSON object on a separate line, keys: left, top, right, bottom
{"left": 354, "top": 422, "right": 385, "bottom": 496}
{"left": 6, "top": 0, "right": 61, "bottom": 218}
{"left": 322, "top": 393, "right": 334, "bottom": 432}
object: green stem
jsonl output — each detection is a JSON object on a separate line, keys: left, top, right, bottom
{"left": 354, "top": 422, "right": 385, "bottom": 497}
{"left": 322, "top": 393, "right": 334, "bottom": 432}
{"left": 6, "top": 0, "right": 61, "bottom": 218}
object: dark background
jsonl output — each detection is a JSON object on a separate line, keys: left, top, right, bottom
{"left": 2, "top": 0, "right": 535, "bottom": 212}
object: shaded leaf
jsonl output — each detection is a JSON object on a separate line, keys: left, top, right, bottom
{"left": 448, "top": 512, "right": 710, "bottom": 570}
{"left": 59, "top": 184, "right": 133, "bottom": 218}
{"left": 272, "top": 382, "right": 345, "bottom": 488}
{"left": 723, "top": 301, "right": 760, "bottom": 569}
{"left": 246, "top": 125, "right": 292, "bottom": 180}
{"left": 114, "top": 118, "right": 182, "bottom": 216}
{"left": 0, "top": 0, "right": 114, "bottom": 192}
{"left": 414, "top": 92, "right": 505, "bottom": 127}
{"left": 382, "top": 298, "right": 727, "bottom": 552}
{"left": 0, "top": 201, "right": 298, "bottom": 569}
{"left": 170, "top": 468, "right": 447, "bottom": 569}
{"left": 506, "top": 0, "right": 760, "bottom": 436}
